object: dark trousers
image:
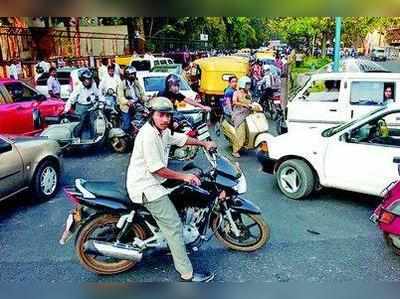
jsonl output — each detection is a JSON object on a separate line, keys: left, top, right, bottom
{"left": 121, "top": 111, "right": 131, "bottom": 132}
{"left": 74, "top": 103, "right": 96, "bottom": 139}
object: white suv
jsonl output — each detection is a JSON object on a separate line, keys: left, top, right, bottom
{"left": 258, "top": 103, "right": 400, "bottom": 199}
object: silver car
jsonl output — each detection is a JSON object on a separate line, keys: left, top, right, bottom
{"left": 0, "top": 135, "right": 63, "bottom": 202}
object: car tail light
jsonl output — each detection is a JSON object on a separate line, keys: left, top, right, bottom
{"left": 69, "top": 76, "right": 73, "bottom": 92}
{"left": 186, "top": 129, "right": 198, "bottom": 138}
{"left": 380, "top": 210, "right": 396, "bottom": 224}
{"left": 64, "top": 187, "right": 81, "bottom": 205}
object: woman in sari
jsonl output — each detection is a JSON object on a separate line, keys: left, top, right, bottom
{"left": 231, "top": 76, "right": 253, "bottom": 157}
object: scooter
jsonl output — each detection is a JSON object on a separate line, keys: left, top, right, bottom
{"left": 41, "top": 101, "right": 130, "bottom": 153}
{"left": 371, "top": 157, "right": 400, "bottom": 256}
{"left": 220, "top": 102, "right": 269, "bottom": 152}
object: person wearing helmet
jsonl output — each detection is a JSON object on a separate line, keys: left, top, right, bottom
{"left": 230, "top": 76, "right": 253, "bottom": 157}
{"left": 126, "top": 97, "right": 216, "bottom": 282}
{"left": 64, "top": 68, "right": 100, "bottom": 142}
{"left": 159, "top": 74, "right": 211, "bottom": 112}
{"left": 117, "top": 65, "right": 147, "bottom": 132}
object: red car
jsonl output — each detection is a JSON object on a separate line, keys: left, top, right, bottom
{"left": 0, "top": 79, "right": 65, "bottom": 136}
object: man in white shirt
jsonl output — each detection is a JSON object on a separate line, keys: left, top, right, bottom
{"left": 47, "top": 67, "right": 61, "bottom": 98}
{"left": 8, "top": 60, "right": 19, "bottom": 80}
{"left": 64, "top": 68, "right": 100, "bottom": 142}
{"left": 98, "top": 64, "right": 121, "bottom": 101}
{"left": 126, "top": 97, "right": 216, "bottom": 282}
{"left": 98, "top": 58, "right": 109, "bottom": 82}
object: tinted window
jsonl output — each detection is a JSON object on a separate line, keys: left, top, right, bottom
{"left": 350, "top": 81, "right": 395, "bottom": 106}
{"left": 4, "top": 82, "right": 37, "bottom": 102}
{"left": 160, "top": 60, "right": 167, "bottom": 65}
{"left": 131, "top": 60, "right": 151, "bottom": 71}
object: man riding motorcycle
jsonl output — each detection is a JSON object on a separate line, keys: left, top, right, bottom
{"left": 117, "top": 66, "right": 148, "bottom": 132}
{"left": 98, "top": 63, "right": 121, "bottom": 105}
{"left": 64, "top": 68, "right": 101, "bottom": 142}
{"left": 126, "top": 97, "right": 217, "bottom": 282}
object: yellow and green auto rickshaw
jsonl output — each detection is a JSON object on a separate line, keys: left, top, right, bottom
{"left": 192, "top": 56, "right": 250, "bottom": 120}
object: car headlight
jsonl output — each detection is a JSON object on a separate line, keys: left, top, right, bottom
{"left": 233, "top": 173, "right": 247, "bottom": 194}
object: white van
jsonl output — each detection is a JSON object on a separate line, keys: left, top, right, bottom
{"left": 286, "top": 72, "right": 400, "bottom": 132}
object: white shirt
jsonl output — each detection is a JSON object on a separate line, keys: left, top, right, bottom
{"left": 8, "top": 64, "right": 18, "bottom": 80}
{"left": 98, "top": 74, "right": 121, "bottom": 96}
{"left": 64, "top": 84, "right": 100, "bottom": 112}
{"left": 98, "top": 65, "right": 108, "bottom": 82}
{"left": 126, "top": 122, "right": 188, "bottom": 203}
{"left": 47, "top": 76, "right": 61, "bottom": 95}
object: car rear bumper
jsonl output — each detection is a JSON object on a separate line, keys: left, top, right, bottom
{"left": 256, "top": 150, "right": 276, "bottom": 174}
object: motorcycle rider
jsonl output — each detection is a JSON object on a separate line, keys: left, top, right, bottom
{"left": 116, "top": 66, "right": 147, "bottom": 132}
{"left": 98, "top": 63, "right": 121, "bottom": 104}
{"left": 159, "top": 74, "right": 211, "bottom": 112}
{"left": 64, "top": 68, "right": 101, "bottom": 142}
{"left": 126, "top": 97, "right": 217, "bottom": 282}
{"left": 231, "top": 76, "right": 253, "bottom": 158}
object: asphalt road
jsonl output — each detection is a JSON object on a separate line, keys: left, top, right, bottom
{"left": 1, "top": 59, "right": 400, "bottom": 282}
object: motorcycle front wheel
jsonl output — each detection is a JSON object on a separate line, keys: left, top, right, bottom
{"left": 212, "top": 212, "right": 270, "bottom": 252}
{"left": 75, "top": 214, "right": 147, "bottom": 275}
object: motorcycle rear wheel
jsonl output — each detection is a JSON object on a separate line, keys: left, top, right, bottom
{"left": 75, "top": 214, "right": 147, "bottom": 275}
{"left": 212, "top": 212, "right": 270, "bottom": 252}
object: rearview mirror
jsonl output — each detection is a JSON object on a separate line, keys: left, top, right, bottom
{"left": 0, "top": 142, "right": 12, "bottom": 154}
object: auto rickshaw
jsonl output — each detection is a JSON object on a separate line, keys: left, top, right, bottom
{"left": 192, "top": 56, "right": 249, "bottom": 121}
{"left": 115, "top": 55, "right": 132, "bottom": 68}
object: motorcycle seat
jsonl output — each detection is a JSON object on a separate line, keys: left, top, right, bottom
{"left": 82, "top": 181, "right": 134, "bottom": 207}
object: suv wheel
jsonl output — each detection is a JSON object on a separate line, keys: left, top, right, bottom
{"left": 276, "top": 159, "right": 315, "bottom": 200}
{"left": 32, "top": 160, "right": 59, "bottom": 201}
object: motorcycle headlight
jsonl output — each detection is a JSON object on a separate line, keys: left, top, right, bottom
{"left": 233, "top": 173, "right": 247, "bottom": 194}
{"left": 388, "top": 202, "right": 400, "bottom": 216}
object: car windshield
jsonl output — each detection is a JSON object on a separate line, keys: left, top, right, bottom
{"left": 321, "top": 107, "right": 386, "bottom": 137}
{"left": 143, "top": 76, "right": 190, "bottom": 92}
{"left": 289, "top": 76, "right": 310, "bottom": 101}
{"left": 131, "top": 60, "right": 151, "bottom": 71}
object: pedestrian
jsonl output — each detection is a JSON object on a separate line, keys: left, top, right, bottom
{"left": 47, "top": 67, "right": 61, "bottom": 98}
{"left": 221, "top": 75, "right": 238, "bottom": 118}
{"left": 8, "top": 59, "right": 19, "bottom": 80}
{"left": 126, "top": 96, "right": 216, "bottom": 282}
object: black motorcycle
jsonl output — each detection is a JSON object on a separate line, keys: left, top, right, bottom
{"left": 60, "top": 148, "right": 270, "bottom": 275}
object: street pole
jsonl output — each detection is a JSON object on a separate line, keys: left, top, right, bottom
{"left": 333, "top": 17, "right": 342, "bottom": 72}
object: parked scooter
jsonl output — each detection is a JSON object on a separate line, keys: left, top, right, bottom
{"left": 41, "top": 100, "right": 130, "bottom": 153}
{"left": 371, "top": 157, "right": 400, "bottom": 256}
{"left": 59, "top": 148, "right": 270, "bottom": 275}
{"left": 220, "top": 102, "right": 269, "bottom": 152}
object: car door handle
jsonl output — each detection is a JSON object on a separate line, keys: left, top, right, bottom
{"left": 329, "top": 109, "right": 337, "bottom": 112}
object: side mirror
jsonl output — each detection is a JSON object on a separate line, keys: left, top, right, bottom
{"left": 36, "top": 94, "right": 47, "bottom": 101}
{"left": 340, "top": 132, "right": 350, "bottom": 142}
{"left": 0, "top": 142, "right": 12, "bottom": 154}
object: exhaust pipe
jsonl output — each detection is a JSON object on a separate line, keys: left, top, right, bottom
{"left": 84, "top": 240, "right": 143, "bottom": 262}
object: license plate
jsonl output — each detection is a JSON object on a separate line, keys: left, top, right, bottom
{"left": 59, "top": 208, "right": 81, "bottom": 245}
